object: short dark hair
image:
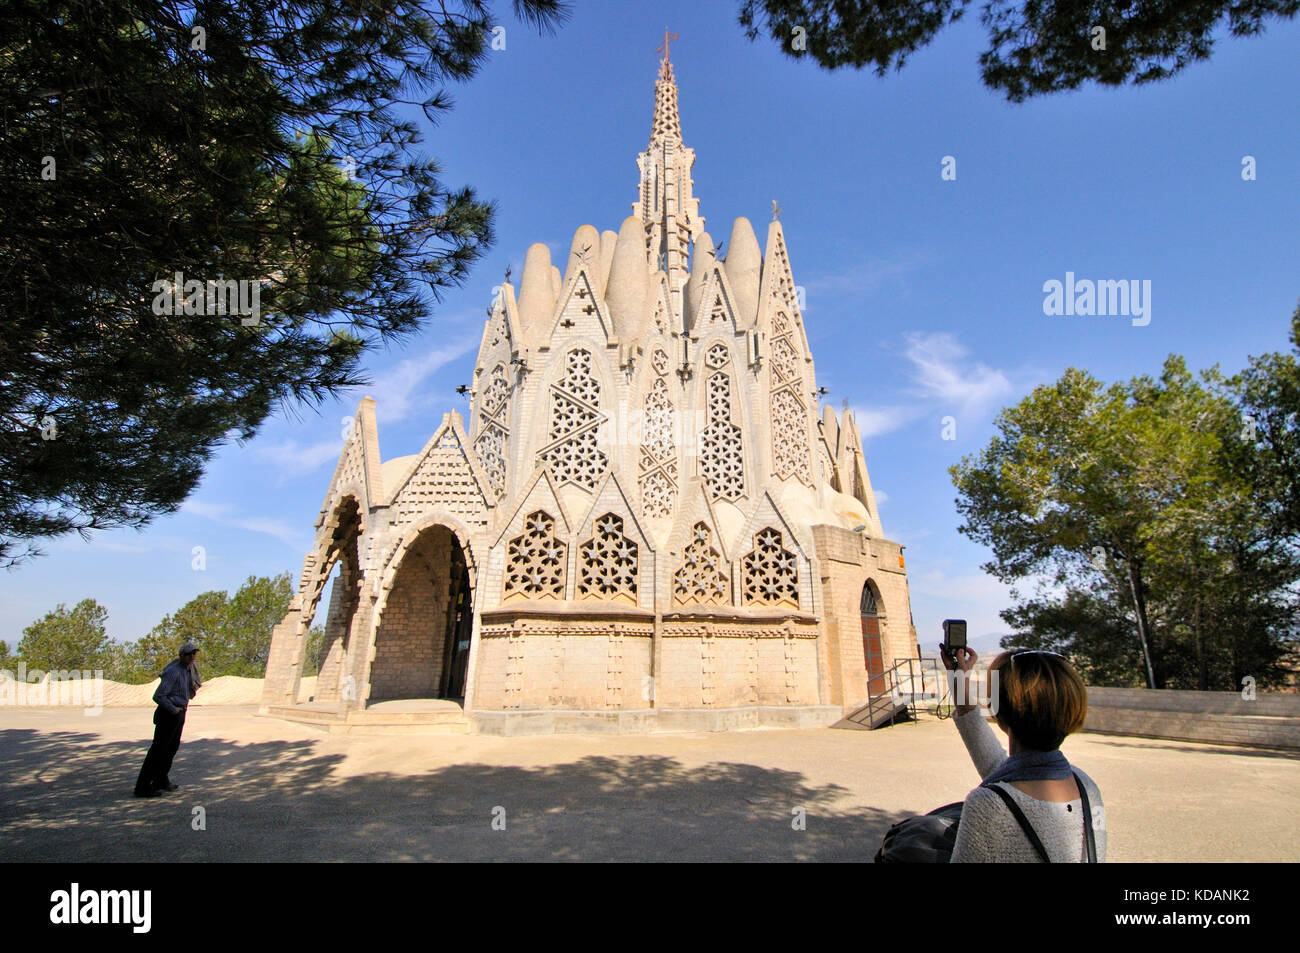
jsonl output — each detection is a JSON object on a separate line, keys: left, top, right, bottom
{"left": 988, "top": 651, "right": 1088, "bottom": 750}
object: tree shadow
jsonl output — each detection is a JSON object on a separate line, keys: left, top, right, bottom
{"left": 0, "top": 727, "right": 908, "bottom": 861}
{"left": 1085, "top": 735, "right": 1300, "bottom": 761}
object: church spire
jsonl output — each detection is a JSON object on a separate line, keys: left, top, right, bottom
{"left": 635, "top": 30, "right": 703, "bottom": 328}
{"left": 650, "top": 30, "right": 682, "bottom": 143}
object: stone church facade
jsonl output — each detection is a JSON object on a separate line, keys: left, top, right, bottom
{"left": 260, "top": 51, "right": 917, "bottom": 733}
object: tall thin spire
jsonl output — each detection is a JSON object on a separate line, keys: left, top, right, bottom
{"left": 635, "top": 30, "right": 703, "bottom": 329}
{"left": 651, "top": 30, "right": 682, "bottom": 142}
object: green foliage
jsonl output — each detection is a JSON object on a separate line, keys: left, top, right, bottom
{"left": 0, "top": 0, "right": 569, "bottom": 566}
{"left": 16, "top": 573, "right": 297, "bottom": 682}
{"left": 951, "top": 305, "right": 1300, "bottom": 690}
{"left": 737, "top": 0, "right": 1299, "bottom": 101}
{"left": 16, "top": 598, "right": 113, "bottom": 671}
{"left": 132, "top": 573, "right": 294, "bottom": 679}
{"left": 303, "top": 625, "right": 325, "bottom": 677}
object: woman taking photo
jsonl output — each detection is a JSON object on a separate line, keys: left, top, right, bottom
{"left": 941, "top": 646, "right": 1107, "bottom": 862}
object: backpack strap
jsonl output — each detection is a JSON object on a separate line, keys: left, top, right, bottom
{"left": 982, "top": 781, "right": 1051, "bottom": 863}
{"left": 1073, "top": 769, "right": 1098, "bottom": 864}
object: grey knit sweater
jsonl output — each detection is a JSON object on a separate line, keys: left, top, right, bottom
{"left": 951, "top": 709, "right": 1107, "bottom": 863}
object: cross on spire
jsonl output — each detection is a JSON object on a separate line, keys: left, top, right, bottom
{"left": 657, "top": 28, "right": 678, "bottom": 62}
{"left": 657, "top": 28, "right": 678, "bottom": 81}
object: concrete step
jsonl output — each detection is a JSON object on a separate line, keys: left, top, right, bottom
{"left": 264, "top": 699, "right": 470, "bottom": 735}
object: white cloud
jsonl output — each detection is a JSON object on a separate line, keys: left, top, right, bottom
{"left": 364, "top": 336, "right": 479, "bottom": 424}
{"left": 180, "top": 499, "right": 307, "bottom": 552}
{"left": 903, "top": 331, "right": 1013, "bottom": 414}
{"left": 849, "top": 404, "right": 919, "bottom": 440}
{"left": 805, "top": 251, "right": 929, "bottom": 301}
{"left": 252, "top": 438, "right": 345, "bottom": 480}
{"left": 179, "top": 500, "right": 232, "bottom": 521}
{"left": 874, "top": 489, "right": 888, "bottom": 505}
{"left": 909, "top": 568, "right": 1016, "bottom": 646}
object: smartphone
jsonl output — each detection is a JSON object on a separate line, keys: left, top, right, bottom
{"left": 942, "top": 619, "right": 967, "bottom": 659}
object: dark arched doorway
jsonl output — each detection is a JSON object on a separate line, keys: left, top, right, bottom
{"left": 370, "top": 525, "right": 474, "bottom": 703}
{"left": 861, "top": 582, "right": 886, "bottom": 695}
{"left": 313, "top": 496, "right": 362, "bottom": 703}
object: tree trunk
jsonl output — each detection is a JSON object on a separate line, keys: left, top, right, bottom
{"left": 1126, "top": 560, "right": 1158, "bottom": 689}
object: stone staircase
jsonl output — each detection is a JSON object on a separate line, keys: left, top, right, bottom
{"left": 263, "top": 698, "right": 470, "bottom": 735}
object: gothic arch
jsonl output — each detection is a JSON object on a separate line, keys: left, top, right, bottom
{"left": 366, "top": 516, "right": 480, "bottom": 704}
{"left": 305, "top": 493, "right": 365, "bottom": 703}
{"left": 861, "top": 579, "right": 888, "bottom": 695}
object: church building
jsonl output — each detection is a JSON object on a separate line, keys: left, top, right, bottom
{"left": 260, "top": 45, "right": 917, "bottom": 733}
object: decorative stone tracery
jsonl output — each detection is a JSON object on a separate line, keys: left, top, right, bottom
{"left": 741, "top": 528, "right": 799, "bottom": 607}
{"left": 474, "top": 364, "right": 510, "bottom": 500}
{"left": 673, "top": 522, "right": 728, "bottom": 605}
{"left": 503, "top": 511, "right": 567, "bottom": 600}
{"left": 769, "top": 311, "right": 813, "bottom": 483}
{"left": 638, "top": 369, "right": 678, "bottom": 519}
{"left": 540, "top": 349, "right": 608, "bottom": 491}
{"left": 578, "top": 514, "right": 639, "bottom": 600}
{"left": 700, "top": 350, "right": 745, "bottom": 501}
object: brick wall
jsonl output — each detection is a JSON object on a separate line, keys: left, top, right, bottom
{"left": 369, "top": 529, "right": 453, "bottom": 702}
{"left": 1084, "top": 687, "right": 1300, "bottom": 750}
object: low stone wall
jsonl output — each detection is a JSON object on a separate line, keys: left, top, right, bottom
{"left": 1084, "top": 687, "right": 1300, "bottom": 750}
{"left": 470, "top": 705, "right": 843, "bottom": 736}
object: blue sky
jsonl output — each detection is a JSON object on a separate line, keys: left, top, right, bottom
{"left": 4, "top": 1, "right": 1298, "bottom": 653}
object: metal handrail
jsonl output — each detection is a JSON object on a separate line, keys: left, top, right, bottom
{"left": 864, "top": 656, "right": 956, "bottom": 728}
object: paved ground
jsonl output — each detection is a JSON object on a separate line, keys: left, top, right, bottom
{"left": 0, "top": 706, "right": 1295, "bottom": 862}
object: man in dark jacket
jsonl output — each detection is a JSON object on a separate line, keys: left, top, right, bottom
{"left": 133, "top": 643, "right": 201, "bottom": 797}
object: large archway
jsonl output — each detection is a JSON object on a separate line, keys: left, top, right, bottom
{"left": 310, "top": 496, "right": 363, "bottom": 703}
{"left": 369, "top": 524, "right": 474, "bottom": 703}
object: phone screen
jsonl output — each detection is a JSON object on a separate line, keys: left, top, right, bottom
{"left": 943, "top": 619, "right": 967, "bottom": 652}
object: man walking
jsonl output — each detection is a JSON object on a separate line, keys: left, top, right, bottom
{"left": 133, "top": 642, "right": 201, "bottom": 798}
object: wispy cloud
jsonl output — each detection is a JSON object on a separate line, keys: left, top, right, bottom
{"left": 252, "top": 437, "right": 346, "bottom": 481}
{"left": 849, "top": 404, "right": 922, "bottom": 440}
{"left": 903, "top": 331, "right": 1014, "bottom": 414}
{"left": 805, "top": 251, "right": 929, "bottom": 303}
{"left": 364, "top": 336, "right": 479, "bottom": 424}
{"left": 180, "top": 500, "right": 308, "bottom": 552}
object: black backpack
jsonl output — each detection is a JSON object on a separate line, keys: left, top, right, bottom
{"left": 875, "top": 769, "right": 1097, "bottom": 863}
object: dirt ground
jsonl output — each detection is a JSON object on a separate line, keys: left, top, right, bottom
{"left": 0, "top": 705, "right": 1294, "bottom": 862}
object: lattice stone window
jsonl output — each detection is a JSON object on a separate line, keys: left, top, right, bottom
{"left": 768, "top": 310, "right": 813, "bottom": 484}
{"left": 706, "top": 341, "right": 730, "bottom": 369}
{"left": 741, "top": 528, "right": 799, "bottom": 607}
{"left": 638, "top": 377, "right": 678, "bottom": 518}
{"left": 474, "top": 365, "right": 511, "bottom": 500}
{"left": 651, "top": 348, "right": 669, "bottom": 375}
{"left": 578, "top": 514, "right": 638, "bottom": 600}
{"left": 701, "top": 371, "right": 745, "bottom": 501}
{"left": 673, "top": 522, "right": 728, "bottom": 605}
{"left": 540, "top": 348, "right": 608, "bottom": 491}
{"left": 504, "top": 511, "right": 566, "bottom": 600}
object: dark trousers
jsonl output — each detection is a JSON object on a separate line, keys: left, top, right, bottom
{"left": 135, "top": 706, "right": 186, "bottom": 793}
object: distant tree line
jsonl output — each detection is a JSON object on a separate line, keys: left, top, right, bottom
{"left": 0, "top": 573, "right": 324, "bottom": 683}
{"left": 952, "top": 302, "right": 1300, "bottom": 691}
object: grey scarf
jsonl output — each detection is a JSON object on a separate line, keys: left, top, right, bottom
{"left": 983, "top": 748, "right": 1071, "bottom": 785}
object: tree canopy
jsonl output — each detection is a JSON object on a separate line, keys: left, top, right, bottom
{"left": 738, "top": 0, "right": 1299, "bottom": 101}
{"left": 0, "top": 0, "right": 567, "bottom": 567}
{"left": 950, "top": 302, "right": 1300, "bottom": 690}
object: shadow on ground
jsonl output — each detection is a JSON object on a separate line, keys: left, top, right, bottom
{"left": 0, "top": 727, "right": 906, "bottom": 862}
{"left": 1087, "top": 736, "right": 1300, "bottom": 761}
